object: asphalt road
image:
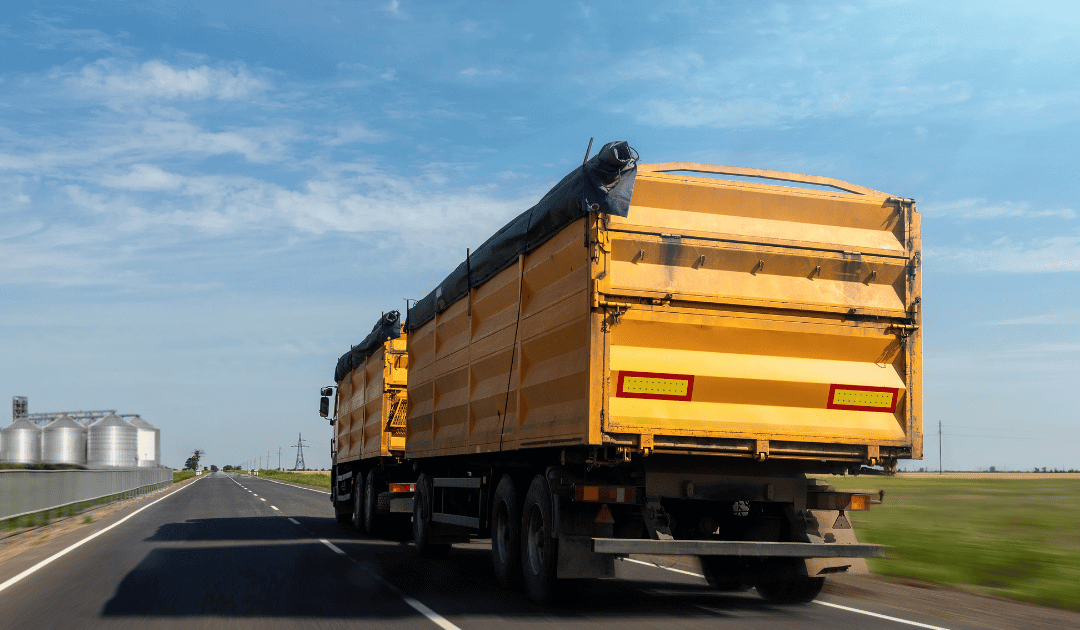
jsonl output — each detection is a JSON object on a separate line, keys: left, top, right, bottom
{"left": 0, "top": 472, "right": 989, "bottom": 630}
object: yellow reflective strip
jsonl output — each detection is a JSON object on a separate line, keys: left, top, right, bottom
{"left": 623, "top": 377, "right": 689, "bottom": 397}
{"left": 833, "top": 389, "right": 894, "bottom": 408}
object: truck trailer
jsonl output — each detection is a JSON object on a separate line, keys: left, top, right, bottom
{"left": 322, "top": 141, "right": 921, "bottom": 604}
{"left": 327, "top": 311, "right": 416, "bottom": 536}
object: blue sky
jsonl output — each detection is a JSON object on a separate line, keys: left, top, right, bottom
{"left": 2, "top": 1, "right": 1078, "bottom": 471}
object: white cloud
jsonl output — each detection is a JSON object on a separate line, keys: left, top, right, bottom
{"left": 384, "top": 0, "right": 407, "bottom": 19}
{"left": 982, "top": 310, "right": 1080, "bottom": 326}
{"left": 324, "top": 123, "right": 389, "bottom": 145}
{"left": 101, "top": 164, "right": 185, "bottom": 191}
{"left": 69, "top": 59, "right": 268, "bottom": 103}
{"left": 63, "top": 163, "right": 539, "bottom": 254}
{"left": 459, "top": 66, "right": 512, "bottom": 81}
{"left": 928, "top": 232, "right": 1080, "bottom": 273}
{"left": 922, "top": 198, "right": 1077, "bottom": 220}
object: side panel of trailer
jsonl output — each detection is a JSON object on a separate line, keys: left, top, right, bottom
{"left": 336, "top": 334, "right": 408, "bottom": 463}
{"left": 406, "top": 224, "right": 594, "bottom": 458}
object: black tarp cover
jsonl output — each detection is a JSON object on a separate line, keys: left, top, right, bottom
{"left": 334, "top": 311, "right": 401, "bottom": 383}
{"left": 406, "top": 140, "right": 638, "bottom": 331}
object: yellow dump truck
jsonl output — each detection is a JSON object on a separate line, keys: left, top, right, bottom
{"left": 324, "top": 311, "right": 416, "bottom": 535}
{"left": 324, "top": 141, "right": 921, "bottom": 604}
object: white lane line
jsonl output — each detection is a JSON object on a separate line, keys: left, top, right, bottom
{"left": 0, "top": 476, "right": 201, "bottom": 595}
{"left": 621, "top": 557, "right": 705, "bottom": 578}
{"left": 397, "top": 593, "right": 461, "bottom": 630}
{"left": 260, "top": 498, "right": 266, "bottom": 502}
{"left": 258, "top": 477, "right": 331, "bottom": 495}
{"left": 619, "top": 557, "right": 952, "bottom": 630}
{"left": 816, "top": 601, "right": 953, "bottom": 630}
{"left": 314, "top": 538, "right": 461, "bottom": 630}
{"left": 287, "top": 518, "right": 300, "bottom": 525}
{"left": 271, "top": 506, "right": 279, "bottom": 511}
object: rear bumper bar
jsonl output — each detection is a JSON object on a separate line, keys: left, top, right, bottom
{"left": 591, "top": 538, "right": 885, "bottom": 558}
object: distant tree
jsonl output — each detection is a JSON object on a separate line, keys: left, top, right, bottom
{"left": 989, "top": 466, "right": 996, "bottom": 472}
{"left": 184, "top": 449, "right": 204, "bottom": 471}
{"left": 210, "top": 465, "right": 219, "bottom": 472}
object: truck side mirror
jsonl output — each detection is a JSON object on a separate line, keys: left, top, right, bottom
{"left": 319, "top": 396, "right": 330, "bottom": 418}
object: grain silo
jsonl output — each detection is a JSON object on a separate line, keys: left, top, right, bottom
{"left": 87, "top": 413, "right": 137, "bottom": 468}
{"left": 41, "top": 415, "right": 88, "bottom": 466}
{"left": 0, "top": 418, "right": 43, "bottom": 465}
{"left": 128, "top": 415, "right": 160, "bottom": 468}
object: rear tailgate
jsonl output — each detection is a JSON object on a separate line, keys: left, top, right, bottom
{"left": 597, "top": 164, "right": 921, "bottom": 464}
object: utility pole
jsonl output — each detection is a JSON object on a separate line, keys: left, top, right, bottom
{"left": 938, "top": 420, "right": 943, "bottom": 474}
{"left": 293, "top": 433, "right": 308, "bottom": 470}
{"left": 278, "top": 447, "right": 282, "bottom": 470}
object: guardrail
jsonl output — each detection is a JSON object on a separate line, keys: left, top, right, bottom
{"left": 0, "top": 468, "right": 173, "bottom": 522}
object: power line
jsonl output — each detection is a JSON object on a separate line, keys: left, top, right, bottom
{"left": 943, "top": 433, "right": 1080, "bottom": 443}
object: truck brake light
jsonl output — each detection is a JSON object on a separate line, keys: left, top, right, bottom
{"left": 808, "top": 492, "right": 873, "bottom": 511}
{"left": 388, "top": 483, "right": 416, "bottom": 494}
{"left": 574, "top": 484, "right": 641, "bottom": 504}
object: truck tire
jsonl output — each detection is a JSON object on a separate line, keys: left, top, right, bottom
{"left": 490, "top": 474, "right": 521, "bottom": 590}
{"left": 521, "top": 474, "right": 558, "bottom": 603}
{"left": 754, "top": 561, "right": 824, "bottom": 604}
{"left": 335, "top": 498, "right": 352, "bottom": 524}
{"left": 699, "top": 557, "right": 751, "bottom": 591}
{"left": 352, "top": 474, "right": 365, "bottom": 532}
{"left": 363, "top": 470, "right": 381, "bottom": 536}
{"left": 413, "top": 473, "right": 450, "bottom": 558}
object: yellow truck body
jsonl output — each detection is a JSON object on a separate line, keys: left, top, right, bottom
{"left": 334, "top": 333, "right": 408, "bottom": 463}
{"left": 406, "top": 163, "right": 921, "bottom": 469}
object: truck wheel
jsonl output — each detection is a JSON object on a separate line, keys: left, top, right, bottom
{"left": 363, "top": 470, "right": 381, "bottom": 536}
{"left": 351, "top": 474, "right": 365, "bottom": 532}
{"left": 521, "top": 474, "right": 558, "bottom": 603}
{"left": 699, "top": 557, "right": 751, "bottom": 591}
{"left": 413, "top": 473, "right": 450, "bottom": 558}
{"left": 335, "top": 499, "right": 352, "bottom": 524}
{"left": 754, "top": 562, "right": 824, "bottom": 604}
{"left": 490, "top": 474, "right": 521, "bottom": 590}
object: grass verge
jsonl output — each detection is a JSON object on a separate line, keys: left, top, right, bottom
{"left": 257, "top": 469, "right": 331, "bottom": 489}
{"left": 824, "top": 475, "right": 1080, "bottom": 611}
{"left": 173, "top": 470, "right": 198, "bottom": 483}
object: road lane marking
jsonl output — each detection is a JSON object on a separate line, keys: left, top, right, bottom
{"left": 258, "top": 477, "right": 331, "bottom": 495}
{"left": 271, "top": 506, "right": 279, "bottom": 511}
{"left": 621, "top": 557, "right": 705, "bottom": 578}
{"left": 313, "top": 536, "right": 462, "bottom": 630}
{"left": 260, "top": 498, "right": 266, "bottom": 502}
{"left": 618, "top": 557, "right": 952, "bottom": 630}
{"left": 815, "top": 601, "right": 952, "bottom": 630}
{"left": 397, "top": 593, "right": 462, "bottom": 630}
{"left": 0, "top": 476, "right": 201, "bottom": 595}
{"left": 288, "top": 518, "right": 300, "bottom": 525}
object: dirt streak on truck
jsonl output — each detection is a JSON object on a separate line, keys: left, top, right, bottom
{"left": 322, "top": 141, "right": 921, "bottom": 604}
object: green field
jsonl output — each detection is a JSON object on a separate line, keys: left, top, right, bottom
{"left": 256, "top": 469, "right": 331, "bottom": 489}
{"left": 825, "top": 475, "right": 1080, "bottom": 611}
{"left": 173, "top": 470, "right": 197, "bottom": 483}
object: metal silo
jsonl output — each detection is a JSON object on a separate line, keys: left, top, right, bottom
{"left": 128, "top": 416, "right": 160, "bottom": 468}
{"left": 41, "top": 415, "right": 87, "bottom": 466}
{"left": 87, "top": 413, "right": 137, "bottom": 468}
{"left": 1, "top": 418, "right": 43, "bottom": 465}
